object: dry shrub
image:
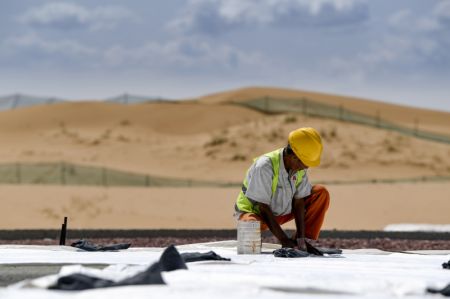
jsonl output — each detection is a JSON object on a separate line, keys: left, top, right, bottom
{"left": 267, "top": 130, "right": 283, "bottom": 142}
{"left": 341, "top": 150, "right": 357, "bottom": 160}
{"left": 90, "top": 139, "right": 101, "bottom": 146}
{"left": 101, "top": 129, "right": 112, "bottom": 140}
{"left": 119, "top": 119, "right": 131, "bottom": 126}
{"left": 230, "top": 154, "right": 247, "bottom": 161}
{"left": 381, "top": 137, "right": 400, "bottom": 153}
{"left": 283, "top": 115, "right": 297, "bottom": 124}
{"left": 329, "top": 127, "right": 337, "bottom": 138}
{"left": 320, "top": 127, "right": 338, "bottom": 141}
{"left": 117, "top": 135, "right": 130, "bottom": 142}
{"left": 204, "top": 136, "right": 228, "bottom": 147}
{"left": 205, "top": 149, "right": 218, "bottom": 158}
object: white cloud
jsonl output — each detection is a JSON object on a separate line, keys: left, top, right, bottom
{"left": 1, "top": 31, "right": 262, "bottom": 71}
{"left": 169, "top": 0, "right": 369, "bottom": 34}
{"left": 434, "top": 1, "right": 450, "bottom": 25}
{"left": 103, "top": 38, "right": 263, "bottom": 70}
{"left": 0, "top": 33, "right": 97, "bottom": 67}
{"left": 19, "top": 2, "right": 136, "bottom": 31}
{"left": 328, "top": 1, "right": 450, "bottom": 82}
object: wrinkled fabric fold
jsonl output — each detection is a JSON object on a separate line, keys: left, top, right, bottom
{"left": 50, "top": 245, "right": 186, "bottom": 290}
{"left": 49, "top": 245, "right": 232, "bottom": 291}
{"left": 273, "top": 242, "right": 342, "bottom": 258}
{"left": 71, "top": 240, "right": 131, "bottom": 252}
{"left": 427, "top": 284, "right": 450, "bottom": 296}
{"left": 181, "top": 251, "right": 231, "bottom": 263}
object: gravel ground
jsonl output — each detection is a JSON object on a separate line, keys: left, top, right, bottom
{"left": 1, "top": 237, "right": 449, "bottom": 251}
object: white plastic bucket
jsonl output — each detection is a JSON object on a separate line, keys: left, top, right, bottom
{"left": 237, "top": 220, "right": 261, "bottom": 254}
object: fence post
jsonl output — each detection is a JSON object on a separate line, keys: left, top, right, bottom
{"left": 60, "top": 162, "right": 66, "bottom": 185}
{"left": 303, "top": 98, "right": 308, "bottom": 115}
{"left": 102, "top": 167, "right": 107, "bottom": 186}
{"left": 12, "top": 94, "right": 19, "bottom": 109}
{"left": 376, "top": 110, "right": 380, "bottom": 128}
{"left": 145, "top": 175, "right": 149, "bottom": 187}
{"left": 15, "top": 163, "right": 21, "bottom": 184}
{"left": 414, "top": 118, "right": 419, "bottom": 136}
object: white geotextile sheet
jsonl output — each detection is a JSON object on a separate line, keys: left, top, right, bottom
{"left": 0, "top": 245, "right": 163, "bottom": 265}
{"left": 0, "top": 243, "right": 449, "bottom": 299}
{"left": 384, "top": 223, "right": 450, "bottom": 232}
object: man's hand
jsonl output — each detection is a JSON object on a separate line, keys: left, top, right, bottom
{"left": 305, "top": 240, "right": 324, "bottom": 256}
{"left": 258, "top": 203, "right": 292, "bottom": 247}
{"left": 296, "top": 237, "right": 308, "bottom": 251}
{"left": 281, "top": 237, "right": 298, "bottom": 248}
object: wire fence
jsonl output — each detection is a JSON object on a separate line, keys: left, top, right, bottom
{"left": 0, "top": 94, "right": 62, "bottom": 111}
{"left": 235, "top": 97, "right": 450, "bottom": 144}
{"left": 0, "top": 162, "right": 449, "bottom": 188}
{"left": 0, "top": 162, "right": 234, "bottom": 188}
{"left": 0, "top": 93, "right": 167, "bottom": 111}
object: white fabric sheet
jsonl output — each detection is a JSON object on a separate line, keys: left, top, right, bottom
{"left": 0, "top": 242, "right": 449, "bottom": 299}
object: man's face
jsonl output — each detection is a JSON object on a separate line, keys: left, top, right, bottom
{"left": 289, "top": 154, "right": 309, "bottom": 171}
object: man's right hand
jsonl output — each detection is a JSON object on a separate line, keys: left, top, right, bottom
{"left": 281, "top": 237, "right": 298, "bottom": 248}
{"left": 296, "top": 237, "right": 308, "bottom": 251}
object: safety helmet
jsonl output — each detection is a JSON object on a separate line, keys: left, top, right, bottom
{"left": 288, "top": 127, "right": 323, "bottom": 167}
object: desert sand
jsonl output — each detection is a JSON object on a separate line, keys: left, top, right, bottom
{"left": 0, "top": 86, "right": 449, "bottom": 229}
{"left": 1, "top": 183, "right": 449, "bottom": 230}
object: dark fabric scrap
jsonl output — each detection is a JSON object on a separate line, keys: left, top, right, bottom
{"left": 427, "top": 284, "right": 450, "bottom": 296}
{"left": 50, "top": 245, "right": 185, "bottom": 291}
{"left": 273, "top": 248, "right": 310, "bottom": 258}
{"left": 50, "top": 274, "right": 114, "bottom": 290}
{"left": 71, "top": 239, "right": 131, "bottom": 252}
{"left": 317, "top": 247, "right": 343, "bottom": 255}
{"left": 443, "top": 260, "right": 450, "bottom": 269}
{"left": 273, "top": 241, "right": 342, "bottom": 258}
{"left": 181, "top": 251, "right": 231, "bottom": 263}
{"left": 305, "top": 241, "right": 324, "bottom": 256}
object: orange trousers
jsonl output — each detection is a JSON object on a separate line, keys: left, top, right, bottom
{"left": 238, "top": 185, "right": 330, "bottom": 240}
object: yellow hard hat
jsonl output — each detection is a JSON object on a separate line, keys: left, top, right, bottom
{"left": 288, "top": 127, "right": 323, "bottom": 167}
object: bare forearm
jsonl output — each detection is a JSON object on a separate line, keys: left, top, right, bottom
{"left": 258, "top": 203, "right": 289, "bottom": 243}
{"left": 292, "top": 197, "right": 305, "bottom": 240}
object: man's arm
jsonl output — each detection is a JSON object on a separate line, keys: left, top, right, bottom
{"left": 292, "top": 196, "right": 307, "bottom": 251}
{"left": 258, "top": 202, "right": 297, "bottom": 248}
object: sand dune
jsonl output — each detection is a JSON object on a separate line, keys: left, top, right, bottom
{"left": 0, "top": 86, "right": 449, "bottom": 229}
{"left": 195, "top": 86, "right": 450, "bottom": 134}
{"left": 0, "top": 98, "right": 448, "bottom": 182}
{"left": 0, "top": 101, "right": 264, "bottom": 135}
{"left": 1, "top": 183, "right": 448, "bottom": 230}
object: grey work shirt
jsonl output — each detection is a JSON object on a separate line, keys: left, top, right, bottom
{"left": 236, "top": 150, "right": 312, "bottom": 217}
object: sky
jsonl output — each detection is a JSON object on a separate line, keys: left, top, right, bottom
{"left": 0, "top": 0, "right": 449, "bottom": 111}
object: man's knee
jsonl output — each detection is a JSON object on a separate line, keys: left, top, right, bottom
{"left": 312, "top": 185, "right": 330, "bottom": 207}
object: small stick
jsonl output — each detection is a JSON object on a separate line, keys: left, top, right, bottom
{"left": 59, "top": 217, "right": 68, "bottom": 246}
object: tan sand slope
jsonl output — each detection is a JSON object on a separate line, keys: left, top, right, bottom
{"left": 0, "top": 98, "right": 449, "bottom": 183}
{"left": 0, "top": 101, "right": 264, "bottom": 135}
{"left": 1, "top": 183, "right": 448, "bottom": 230}
{"left": 0, "top": 87, "right": 449, "bottom": 230}
{"left": 194, "top": 86, "right": 450, "bottom": 134}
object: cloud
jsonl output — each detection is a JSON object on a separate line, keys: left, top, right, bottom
{"left": 1, "top": 31, "right": 262, "bottom": 71}
{"left": 169, "top": 0, "right": 369, "bottom": 34}
{"left": 434, "top": 1, "right": 450, "bottom": 26}
{"left": 103, "top": 38, "right": 263, "bottom": 70}
{"left": 327, "top": 1, "right": 450, "bottom": 82}
{"left": 19, "top": 2, "right": 136, "bottom": 30}
{"left": 0, "top": 33, "right": 97, "bottom": 67}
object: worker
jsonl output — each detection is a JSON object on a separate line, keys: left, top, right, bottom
{"left": 234, "top": 127, "right": 330, "bottom": 251}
